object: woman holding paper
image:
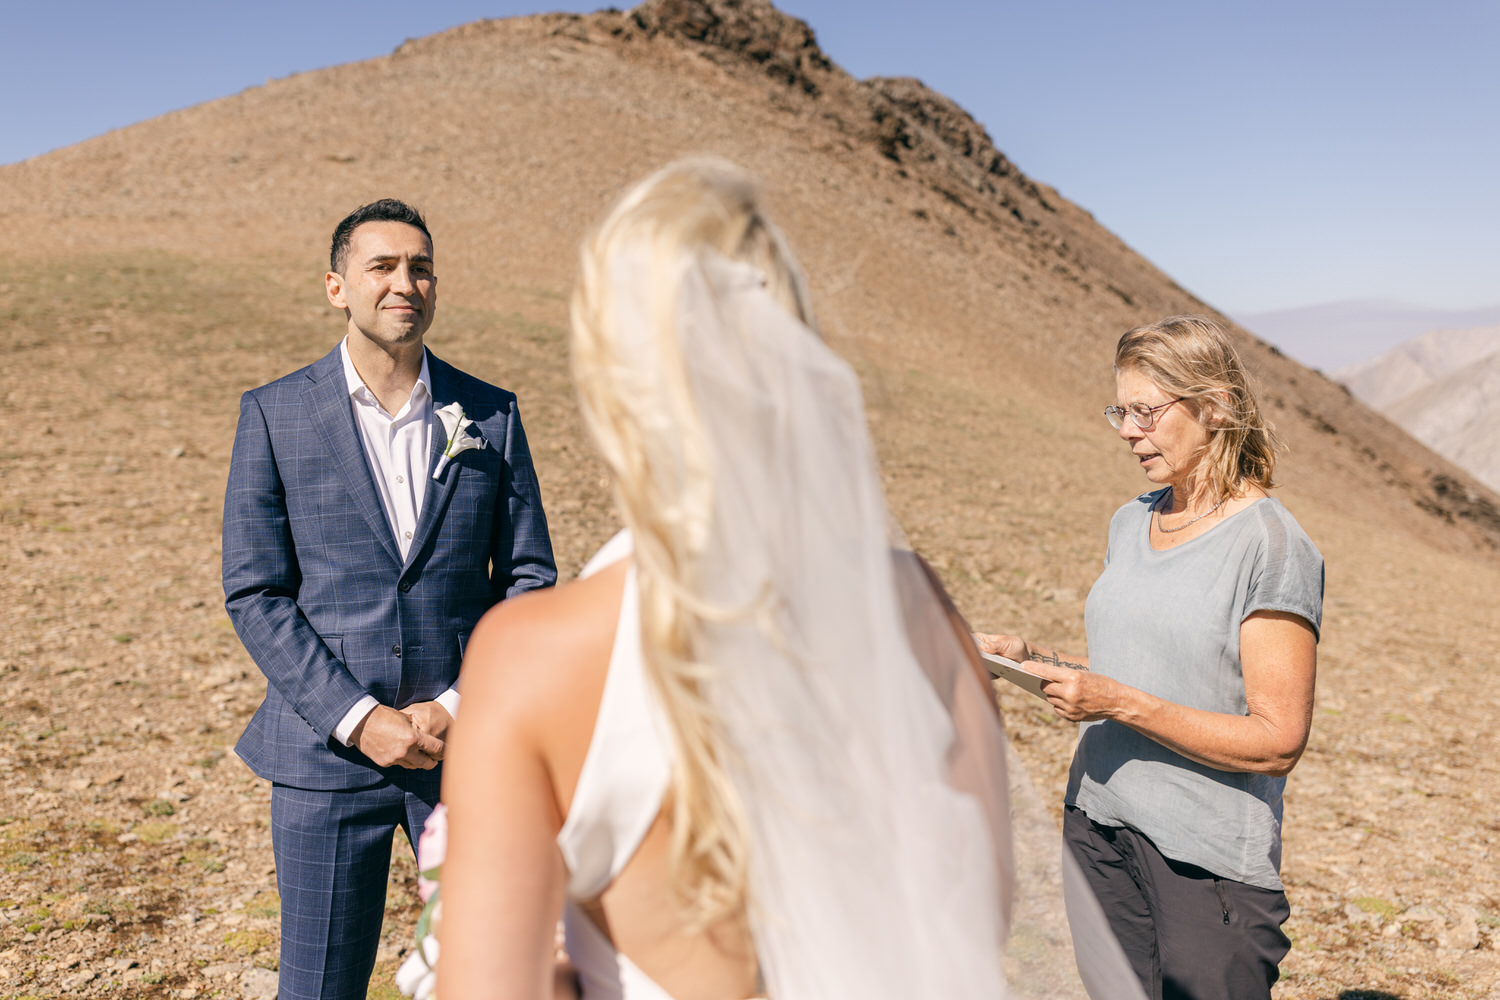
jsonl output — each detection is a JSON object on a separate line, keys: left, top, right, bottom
{"left": 975, "top": 315, "right": 1323, "bottom": 1000}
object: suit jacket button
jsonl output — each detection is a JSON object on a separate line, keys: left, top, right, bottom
{"left": 392, "top": 644, "right": 402, "bottom": 657}
{"left": 399, "top": 581, "right": 412, "bottom": 593}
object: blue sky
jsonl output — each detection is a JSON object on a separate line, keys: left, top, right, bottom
{"left": 4, "top": 1, "right": 1496, "bottom": 322}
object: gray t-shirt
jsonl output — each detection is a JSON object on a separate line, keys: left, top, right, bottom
{"left": 1067, "top": 490, "right": 1324, "bottom": 890}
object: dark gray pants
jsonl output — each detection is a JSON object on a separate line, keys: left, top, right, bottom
{"left": 1064, "top": 806, "right": 1291, "bottom": 1000}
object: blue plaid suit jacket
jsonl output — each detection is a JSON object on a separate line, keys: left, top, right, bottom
{"left": 222, "top": 345, "right": 556, "bottom": 790}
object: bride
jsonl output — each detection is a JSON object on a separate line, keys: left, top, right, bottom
{"left": 421, "top": 159, "right": 1135, "bottom": 1000}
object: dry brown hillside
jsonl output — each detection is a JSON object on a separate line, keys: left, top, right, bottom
{"left": 3, "top": 2, "right": 1497, "bottom": 997}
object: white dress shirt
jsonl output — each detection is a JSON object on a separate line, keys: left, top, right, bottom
{"left": 332, "top": 338, "right": 461, "bottom": 746}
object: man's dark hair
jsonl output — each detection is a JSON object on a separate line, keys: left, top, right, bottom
{"left": 329, "top": 198, "right": 432, "bottom": 274}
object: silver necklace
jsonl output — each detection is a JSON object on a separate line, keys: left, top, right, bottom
{"left": 1154, "top": 487, "right": 1224, "bottom": 533}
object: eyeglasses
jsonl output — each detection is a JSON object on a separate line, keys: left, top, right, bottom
{"left": 1104, "top": 398, "right": 1184, "bottom": 430}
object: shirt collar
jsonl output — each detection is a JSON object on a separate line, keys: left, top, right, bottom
{"left": 339, "top": 336, "right": 433, "bottom": 413}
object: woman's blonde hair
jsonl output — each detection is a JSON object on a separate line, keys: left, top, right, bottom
{"left": 568, "top": 158, "right": 813, "bottom": 925}
{"left": 1115, "top": 315, "right": 1278, "bottom": 502}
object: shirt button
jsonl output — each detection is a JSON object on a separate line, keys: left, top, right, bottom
{"left": 392, "top": 644, "right": 402, "bottom": 657}
{"left": 396, "top": 475, "right": 405, "bottom": 484}
{"left": 404, "top": 531, "right": 413, "bottom": 540}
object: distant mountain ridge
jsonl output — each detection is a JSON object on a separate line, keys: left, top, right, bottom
{"left": 1335, "top": 325, "right": 1500, "bottom": 493}
{"left": 1236, "top": 300, "right": 1500, "bottom": 372}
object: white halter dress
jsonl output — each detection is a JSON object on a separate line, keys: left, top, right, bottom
{"left": 557, "top": 532, "right": 678, "bottom": 1000}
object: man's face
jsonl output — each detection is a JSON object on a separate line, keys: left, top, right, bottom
{"left": 325, "top": 221, "right": 437, "bottom": 349}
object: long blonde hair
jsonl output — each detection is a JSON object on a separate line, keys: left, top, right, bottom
{"left": 1115, "top": 315, "right": 1278, "bottom": 502}
{"left": 569, "top": 159, "right": 814, "bottom": 925}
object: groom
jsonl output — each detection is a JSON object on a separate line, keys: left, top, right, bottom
{"left": 222, "top": 198, "right": 556, "bottom": 999}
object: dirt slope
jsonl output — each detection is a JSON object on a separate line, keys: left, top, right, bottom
{"left": 3, "top": 2, "right": 1498, "bottom": 997}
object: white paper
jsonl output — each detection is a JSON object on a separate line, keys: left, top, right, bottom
{"left": 980, "top": 652, "right": 1049, "bottom": 700}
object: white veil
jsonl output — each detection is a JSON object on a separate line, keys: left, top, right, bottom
{"left": 603, "top": 241, "right": 1145, "bottom": 1000}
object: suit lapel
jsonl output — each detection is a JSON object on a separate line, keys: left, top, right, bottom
{"left": 407, "top": 350, "right": 462, "bottom": 569}
{"left": 304, "top": 347, "right": 403, "bottom": 569}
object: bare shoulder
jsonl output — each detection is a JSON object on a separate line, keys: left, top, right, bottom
{"left": 459, "top": 560, "right": 629, "bottom": 737}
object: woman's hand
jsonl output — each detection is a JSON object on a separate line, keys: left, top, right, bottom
{"left": 1026, "top": 660, "right": 1122, "bottom": 722}
{"left": 1024, "top": 611, "right": 1317, "bottom": 775}
{"left": 972, "top": 632, "right": 1031, "bottom": 662}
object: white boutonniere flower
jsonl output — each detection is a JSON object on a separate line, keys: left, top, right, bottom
{"left": 433, "top": 403, "right": 486, "bottom": 480}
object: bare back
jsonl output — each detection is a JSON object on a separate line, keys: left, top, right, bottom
{"left": 438, "top": 551, "right": 757, "bottom": 1000}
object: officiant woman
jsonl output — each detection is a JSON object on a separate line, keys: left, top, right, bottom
{"left": 975, "top": 315, "right": 1323, "bottom": 1000}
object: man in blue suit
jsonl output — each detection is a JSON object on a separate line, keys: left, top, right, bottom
{"left": 223, "top": 198, "right": 556, "bottom": 999}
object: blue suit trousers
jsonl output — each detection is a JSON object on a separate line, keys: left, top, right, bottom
{"left": 270, "top": 780, "right": 439, "bottom": 1000}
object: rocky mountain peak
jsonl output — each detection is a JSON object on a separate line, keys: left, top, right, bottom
{"left": 627, "top": 0, "right": 833, "bottom": 94}
{"left": 868, "top": 77, "right": 1012, "bottom": 174}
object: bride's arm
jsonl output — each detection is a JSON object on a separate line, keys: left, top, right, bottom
{"left": 896, "top": 552, "right": 1000, "bottom": 714}
{"left": 437, "top": 597, "right": 571, "bottom": 1000}
{"left": 889, "top": 551, "right": 1015, "bottom": 923}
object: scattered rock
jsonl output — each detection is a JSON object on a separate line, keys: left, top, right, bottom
{"left": 1441, "top": 906, "right": 1482, "bottom": 952}
{"left": 241, "top": 966, "right": 278, "bottom": 1000}
{"left": 198, "top": 664, "right": 247, "bottom": 691}
{"left": 1403, "top": 903, "right": 1444, "bottom": 925}
{"left": 62, "top": 970, "right": 96, "bottom": 990}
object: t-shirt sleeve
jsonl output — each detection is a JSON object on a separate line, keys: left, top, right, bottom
{"left": 1244, "top": 509, "right": 1325, "bottom": 641}
{"left": 1102, "top": 497, "right": 1140, "bottom": 569}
